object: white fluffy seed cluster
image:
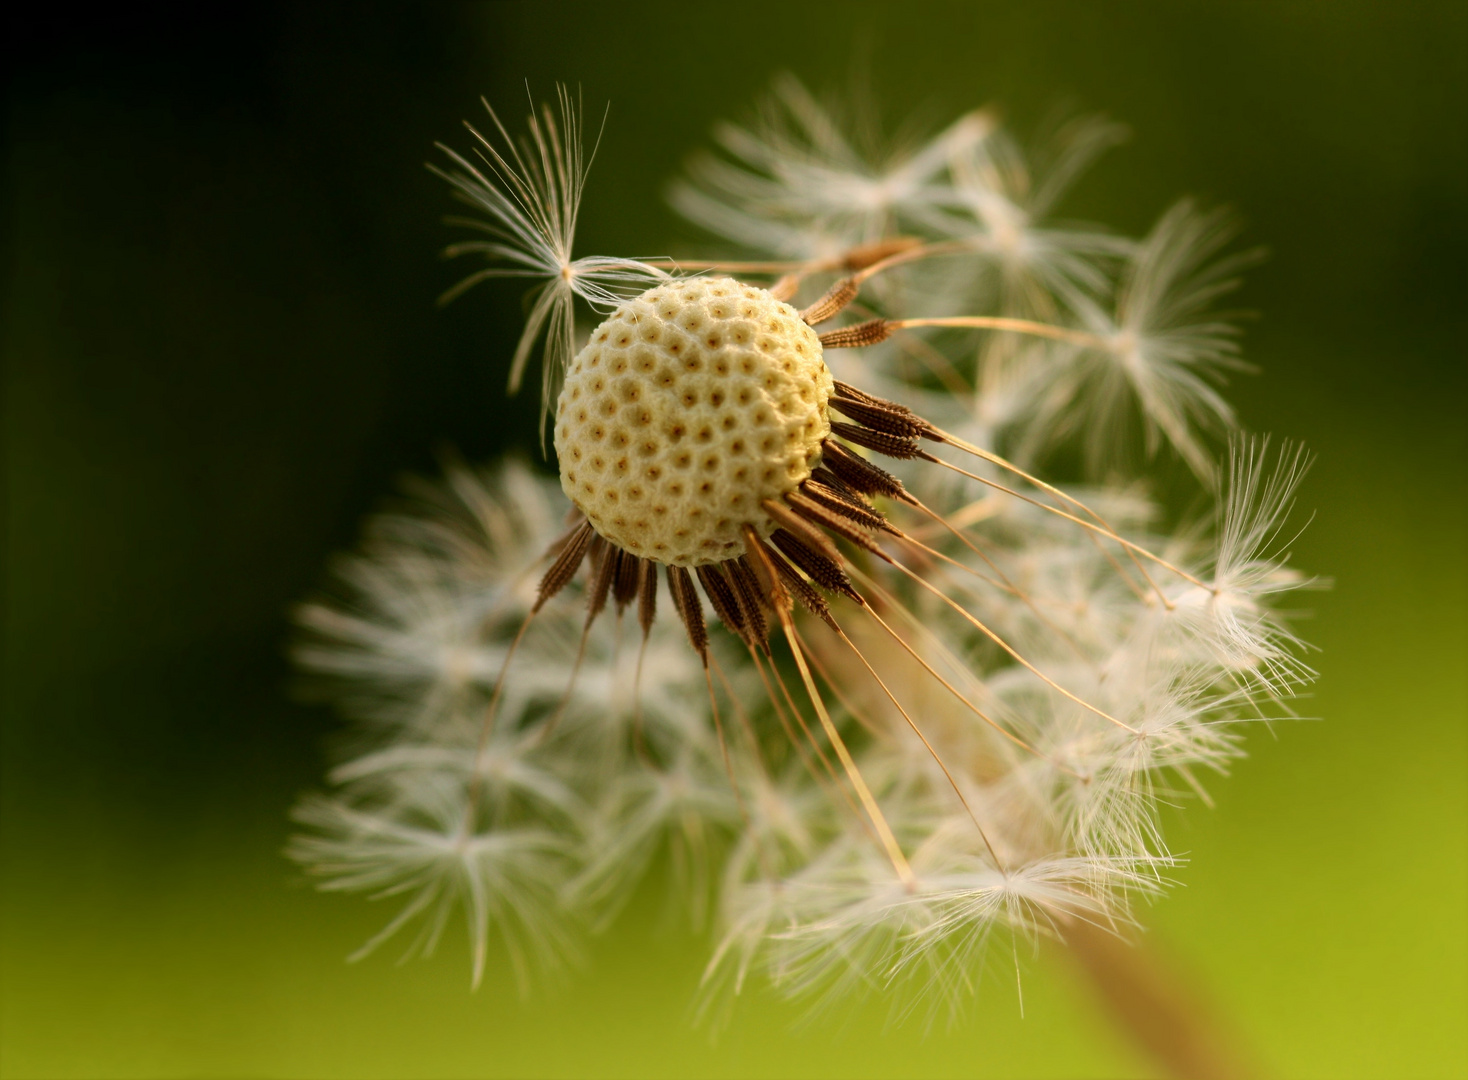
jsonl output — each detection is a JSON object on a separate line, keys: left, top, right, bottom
{"left": 553, "top": 278, "right": 832, "bottom": 566}
{"left": 290, "top": 85, "right": 1316, "bottom": 1020}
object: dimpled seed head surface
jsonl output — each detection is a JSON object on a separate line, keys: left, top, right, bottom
{"left": 554, "top": 277, "right": 833, "bottom": 566}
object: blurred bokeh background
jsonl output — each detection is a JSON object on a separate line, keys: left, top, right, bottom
{"left": 4, "top": 3, "right": 1463, "bottom": 1077}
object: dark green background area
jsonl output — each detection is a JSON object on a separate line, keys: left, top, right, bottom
{"left": 3, "top": 3, "right": 1463, "bottom": 1077}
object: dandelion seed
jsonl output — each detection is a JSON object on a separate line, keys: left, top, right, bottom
{"left": 1007, "top": 201, "right": 1263, "bottom": 481}
{"left": 431, "top": 86, "right": 668, "bottom": 421}
{"left": 670, "top": 73, "right": 994, "bottom": 260}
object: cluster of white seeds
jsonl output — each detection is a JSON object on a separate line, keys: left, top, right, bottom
{"left": 553, "top": 278, "right": 832, "bottom": 566}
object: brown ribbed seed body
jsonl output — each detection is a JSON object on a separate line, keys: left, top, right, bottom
{"left": 554, "top": 278, "right": 833, "bottom": 566}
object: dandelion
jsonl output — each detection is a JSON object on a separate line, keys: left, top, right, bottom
{"left": 290, "top": 81, "right": 1316, "bottom": 1061}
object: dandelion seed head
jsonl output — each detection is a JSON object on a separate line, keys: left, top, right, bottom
{"left": 290, "top": 82, "right": 1319, "bottom": 1023}
{"left": 554, "top": 277, "right": 832, "bottom": 565}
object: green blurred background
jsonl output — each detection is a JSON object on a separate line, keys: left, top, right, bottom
{"left": 4, "top": 3, "right": 1463, "bottom": 1077}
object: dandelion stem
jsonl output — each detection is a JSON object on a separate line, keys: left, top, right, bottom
{"left": 1063, "top": 919, "right": 1263, "bottom": 1080}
